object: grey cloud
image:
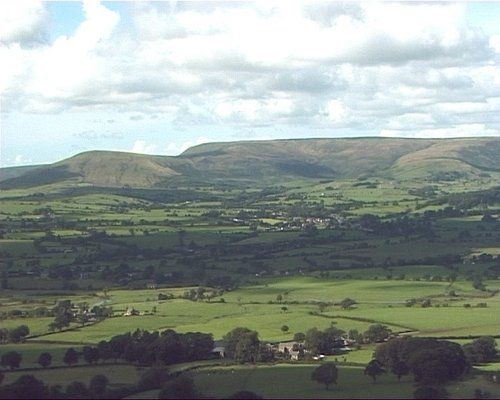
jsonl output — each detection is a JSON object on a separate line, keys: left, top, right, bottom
{"left": 74, "top": 130, "right": 124, "bottom": 141}
{"left": 303, "top": 2, "right": 364, "bottom": 27}
{"left": 270, "top": 69, "right": 346, "bottom": 94}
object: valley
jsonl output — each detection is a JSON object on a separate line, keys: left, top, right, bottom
{"left": 0, "top": 138, "right": 499, "bottom": 399}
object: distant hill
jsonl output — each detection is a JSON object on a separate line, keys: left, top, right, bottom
{"left": 0, "top": 164, "right": 46, "bottom": 183}
{"left": 1, "top": 137, "right": 499, "bottom": 189}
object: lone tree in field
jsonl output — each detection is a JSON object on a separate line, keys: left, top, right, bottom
{"left": 37, "top": 352, "right": 52, "bottom": 368}
{"left": 339, "top": 297, "right": 356, "bottom": 310}
{"left": 311, "top": 362, "right": 338, "bottom": 389}
{"left": 1, "top": 350, "right": 22, "bottom": 370}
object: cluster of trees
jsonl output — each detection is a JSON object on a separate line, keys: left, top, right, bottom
{"left": 299, "top": 327, "right": 347, "bottom": 355}
{"left": 96, "top": 329, "right": 214, "bottom": 366}
{"left": 357, "top": 214, "right": 433, "bottom": 237}
{"left": 294, "top": 324, "right": 392, "bottom": 356}
{"left": 463, "top": 336, "right": 498, "bottom": 365}
{"left": 182, "top": 287, "right": 224, "bottom": 302}
{"left": 309, "top": 336, "right": 497, "bottom": 396}
{"left": 47, "top": 300, "right": 112, "bottom": 332}
{"left": 0, "top": 373, "right": 111, "bottom": 399}
{"left": 373, "top": 337, "right": 470, "bottom": 385}
{"left": 0, "top": 325, "right": 29, "bottom": 343}
{"left": 223, "top": 327, "right": 273, "bottom": 363}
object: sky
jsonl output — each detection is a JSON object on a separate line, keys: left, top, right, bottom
{"left": 1, "top": 1, "right": 500, "bottom": 167}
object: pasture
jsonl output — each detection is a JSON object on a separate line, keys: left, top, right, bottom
{"left": 3, "top": 275, "right": 497, "bottom": 348}
{"left": 190, "top": 364, "right": 500, "bottom": 399}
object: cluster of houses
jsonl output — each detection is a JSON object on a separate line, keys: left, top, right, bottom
{"left": 267, "top": 215, "right": 347, "bottom": 232}
{"left": 212, "top": 337, "right": 353, "bottom": 361}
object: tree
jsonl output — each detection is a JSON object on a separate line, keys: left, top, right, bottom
{"left": 293, "top": 332, "right": 306, "bottom": 342}
{"left": 137, "top": 368, "right": 169, "bottom": 391}
{"left": 38, "top": 352, "right": 52, "bottom": 368}
{"left": 364, "top": 359, "right": 385, "bottom": 383}
{"left": 348, "top": 329, "right": 363, "bottom": 343}
{"left": 82, "top": 346, "right": 100, "bottom": 364}
{"left": 375, "top": 337, "right": 468, "bottom": 385}
{"left": 89, "top": 374, "right": 109, "bottom": 398}
{"left": 223, "top": 327, "right": 260, "bottom": 363}
{"left": 363, "top": 324, "right": 392, "bottom": 343}
{"left": 1, "top": 350, "right": 22, "bottom": 370}
{"left": 391, "top": 360, "right": 410, "bottom": 381}
{"left": 0, "top": 375, "right": 48, "bottom": 399}
{"left": 65, "top": 381, "right": 89, "bottom": 398}
{"left": 50, "top": 300, "right": 73, "bottom": 331}
{"left": 158, "top": 375, "right": 199, "bottom": 399}
{"left": 408, "top": 342, "right": 468, "bottom": 384}
{"left": 305, "top": 327, "right": 325, "bottom": 354}
{"left": 281, "top": 325, "right": 289, "bottom": 333}
{"left": 339, "top": 298, "right": 356, "bottom": 310}
{"left": 463, "top": 336, "right": 497, "bottom": 364}
{"left": 311, "top": 362, "right": 338, "bottom": 389}
{"left": 63, "top": 347, "right": 79, "bottom": 366}
{"left": 8, "top": 325, "right": 30, "bottom": 343}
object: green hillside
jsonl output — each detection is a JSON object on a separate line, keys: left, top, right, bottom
{"left": 1, "top": 137, "right": 499, "bottom": 189}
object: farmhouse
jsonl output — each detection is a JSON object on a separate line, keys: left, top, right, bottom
{"left": 212, "top": 340, "right": 226, "bottom": 358}
{"left": 123, "top": 307, "right": 140, "bottom": 316}
{"left": 277, "top": 341, "right": 303, "bottom": 361}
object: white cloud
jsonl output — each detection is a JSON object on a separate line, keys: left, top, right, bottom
{"left": 491, "top": 35, "right": 500, "bottom": 53}
{"left": 2, "top": 0, "right": 120, "bottom": 112}
{"left": 321, "top": 99, "right": 349, "bottom": 123}
{"left": 0, "top": 0, "right": 48, "bottom": 45}
{"left": 165, "top": 136, "right": 210, "bottom": 155}
{"left": 1, "top": 0, "right": 499, "bottom": 163}
{"left": 131, "top": 140, "right": 157, "bottom": 154}
{"left": 14, "top": 154, "right": 33, "bottom": 165}
{"left": 180, "top": 136, "right": 210, "bottom": 153}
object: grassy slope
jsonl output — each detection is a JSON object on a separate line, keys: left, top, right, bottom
{"left": 2, "top": 137, "right": 500, "bottom": 189}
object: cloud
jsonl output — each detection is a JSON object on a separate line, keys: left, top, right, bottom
{"left": 1, "top": 0, "right": 120, "bottom": 112}
{"left": 14, "top": 154, "right": 33, "bottom": 165}
{"left": 1, "top": 0, "right": 499, "bottom": 145}
{"left": 131, "top": 140, "right": 158, "bottom": 155}
{"left": 165, "top": 136, "right": 210, "bottom": 155}
{"left": 75, "top": 130, "right": 123, "bottom": 141}
{"left": 0, "top": 0, "right": 48, "bottom": 46}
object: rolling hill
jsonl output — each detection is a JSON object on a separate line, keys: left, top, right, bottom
{"left": 1, "top": 137, "right": 499, "bottom": 189}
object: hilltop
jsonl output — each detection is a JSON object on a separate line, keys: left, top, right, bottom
{"left": 1, "top": 137, "right": 499, "bottom": 189}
